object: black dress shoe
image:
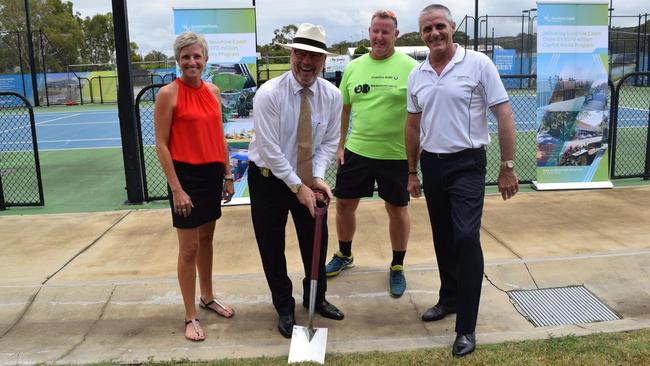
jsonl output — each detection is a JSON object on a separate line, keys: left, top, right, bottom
{"left": 421, "top": 304, "right": 457, "bottom": 321}
{"left": 277, "top": 313, "right": 295, "bottom": 338}
{"left": 303, "top": 299, "right": 344, "bottom": 320}
{"left": 452, "top": 332, "right": 476, "bottom": 357}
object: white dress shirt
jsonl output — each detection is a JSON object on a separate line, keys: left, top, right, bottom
{"left": 248, "top": 71, "right": 342, "bottom": 187}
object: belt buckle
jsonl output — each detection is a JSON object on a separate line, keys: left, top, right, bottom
{"left": 260, "top": 167, "right": 270, "bottom": 177}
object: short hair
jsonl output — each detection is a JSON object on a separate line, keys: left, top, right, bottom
{"left": 174, "top": 31, "right": 208, "bottom": 61}
{"left": 420, "top": 4, "right": 454, "bottom": 23}
{"left": 371, "top": 9, "right": 398, "bottom": 27}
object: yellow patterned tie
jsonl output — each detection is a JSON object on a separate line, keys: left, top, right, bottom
{"left": 297, "top": 88, "right": 313, "bottom": 186}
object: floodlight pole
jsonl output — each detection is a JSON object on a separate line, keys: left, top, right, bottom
{"left": 474, "top": 0, "right": 479, "bottom": 50}
{"left": 23, "top": 0, "right": 39, "bottom": 106}
{"left": 608, "top": 0, "right": 613, "bottom": 30}
{"left": 15, "top": 31, "right": 27, "bottom": 96}
{"left": 112, "top": 0, "right": 145, "bottom": 204}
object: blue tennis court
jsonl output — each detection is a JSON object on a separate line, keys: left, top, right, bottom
{"left": 1, "top": 103, "right": 647, "bottom": 152}
{"left": 1, "top": 110, "right": 152, "bottom": 151}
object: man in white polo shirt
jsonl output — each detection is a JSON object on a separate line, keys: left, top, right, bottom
{"left": 405, "top": 4, "right": 519, "bottom": 357}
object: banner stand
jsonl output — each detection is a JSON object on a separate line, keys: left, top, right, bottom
{"left": 532, "top": 181, "right": 614, "bottom": 191}
{"left": 534, "top": 0, "right": 613, "bottom": 190}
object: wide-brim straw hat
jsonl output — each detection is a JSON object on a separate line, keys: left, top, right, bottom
{"left": 279, "top": 23, "right": 337, "bottom": 56}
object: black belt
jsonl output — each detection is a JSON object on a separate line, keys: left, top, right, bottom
{"left": 250, "top": 161, "right": 273, "bottom": 177}
{"left": 424, "top": 147, "right": 484, "bottom": 159}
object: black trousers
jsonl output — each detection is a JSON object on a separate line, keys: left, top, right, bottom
{"left": 420, "top": 148, "right": 486, "bottom": 334}
{"left": 248, "top": 162, "right": 328, "bottom": 316}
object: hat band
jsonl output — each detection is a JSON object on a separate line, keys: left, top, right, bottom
{"left": 292, "top": 37, "right": 327, "bottom": 51}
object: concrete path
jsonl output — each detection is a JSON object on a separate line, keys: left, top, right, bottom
{"left": 1, "top": 186, "right": 649, "bottom": 364}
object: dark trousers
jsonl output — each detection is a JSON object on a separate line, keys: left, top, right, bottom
{"left": 248, "top": 162, "right": 328, "bottom": 316}
{"left": 420, "top": 148, "right": 486, "bottom": 334}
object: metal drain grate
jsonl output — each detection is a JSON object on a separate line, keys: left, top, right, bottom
{"left": 508, "top": 285, "right": 620, "bottom": 327}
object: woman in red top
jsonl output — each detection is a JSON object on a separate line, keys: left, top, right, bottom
{"left": 154, "top": 32, "right": 235, "bottom": 342}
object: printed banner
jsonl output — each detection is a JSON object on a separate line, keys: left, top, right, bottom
{"left": 493, "top": 49, "right": 517, "bottom": 75}
{"left": 174, "top": 8, "right": 258, "bottom": 203}
{"left": 534, "top": 0, "right": 612, "bottom": 190}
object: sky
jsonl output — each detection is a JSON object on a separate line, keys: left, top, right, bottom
{"left": 69, "top": 0, "right": 647, "bottom": 56}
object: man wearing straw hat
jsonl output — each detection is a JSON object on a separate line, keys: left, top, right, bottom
{"left": 248, "top": 23, "right": 344, "bottom": 339}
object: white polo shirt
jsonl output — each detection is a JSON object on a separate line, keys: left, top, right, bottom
{"left": 406, "top": 44, "right": 509, "bottom": 154}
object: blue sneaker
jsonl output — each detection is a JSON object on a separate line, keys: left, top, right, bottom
{"left": 325, "top": 251, "right": 354, "bottom": 277}
{"left": 389, "top": 265, "right": 406, "bottom": 298}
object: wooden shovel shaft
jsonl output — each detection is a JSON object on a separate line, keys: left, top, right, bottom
{"left": 309, "top": 200, "right": 327, "bottom": 280}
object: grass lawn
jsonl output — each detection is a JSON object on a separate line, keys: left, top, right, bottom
{"left": 90, "top": 329, "right": 650, "bottom": 365}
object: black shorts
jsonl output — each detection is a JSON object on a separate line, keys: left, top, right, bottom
{"left": 168, "top": 160, "right": 225, "bottom": 229}
{"left": 334, "top": 149, "right": 409, "bottom": 206}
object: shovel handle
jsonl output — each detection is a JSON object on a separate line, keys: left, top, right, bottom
{"left": 310, "top": 189, "right": 328, "bottom": 280}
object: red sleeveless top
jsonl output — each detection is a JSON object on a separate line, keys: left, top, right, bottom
{"left": 169, "top": 78, "right": 226, "bottom": 165}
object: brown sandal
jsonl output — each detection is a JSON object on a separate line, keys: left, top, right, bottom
{"left": 200, "top": 297, "right": 235, "bottom": 318}
{"left": 184, "top": 318, "right": 205, "bottom": 342}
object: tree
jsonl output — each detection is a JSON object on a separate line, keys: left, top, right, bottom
{"left": 330, "top": 40, "right": 355, "bottom": 55}
{"left": 271, "top": 24, "right": 297, "bottom": 50}
{"left": 130, "top": 41, "right": 142, "bottom": 63}
{"left": 79, "top": 13, "right": 114, "bottom": 65}
{"left": 256, "top": 43, "right": 289, "bottom": 63}
{"left": 144, "top": 50, "right": 169, "bottom": 69}
{"left": 353, "top": 45, "right": 369, "bottom": 58}
{"left": 396, "top": 32, "right": 423, "bottom": 46}
{"left": 453, "top": 30, "right": 469, "bottom": 45}
{"left": 0, "top": 0, "right": 83, "bottom": 72}
{"left": 144, "top": 50, "right": 167, "bottom": 62}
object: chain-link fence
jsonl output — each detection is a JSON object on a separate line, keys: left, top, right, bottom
{"left": 611, "top": 72, "right": 650, "bottom": 179}
{"left": 135, "top": 84, "right": 168, "bottom": 201}
{"left": 133, "top": 72, "right": 649, "bottom": 202}
{"left": 486, "top": 75, "right": 537, "bottom": 184}
{"left": 256, "top": 57, "right": 342, "bottom": 87}
{"left": 0, "top": 92, "right": 44, "bottom": 210}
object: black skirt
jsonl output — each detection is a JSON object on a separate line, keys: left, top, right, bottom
{"left": 168, "top": 160, "right": 225, "bottom": 228}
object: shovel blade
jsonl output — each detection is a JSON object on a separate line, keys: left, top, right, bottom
{"left": 287, "top": 325, "right": 328, "bottom": 364}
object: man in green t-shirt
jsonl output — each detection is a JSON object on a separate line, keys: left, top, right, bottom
{"left": 326, "top": 9, "right": 419, "bottom": 298}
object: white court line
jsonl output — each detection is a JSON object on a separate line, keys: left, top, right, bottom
{"left": 38, "top": 137, "right": 121, "bottom": 143}
{"left": 35, "top": 110, "right": 117, "bottom": 116}
{"left": 620, "top": 106, "right": 649, "bottom": 112}
{"left": 37, "top": 121, "right": 118, "bottom": 127}
{"left": 0, "top": 113, "right": 81, "bottom": 134}
{"left": 38, "top": 113, "right": 80, "bottom": 124}
{"left": 40, "top": 146, "right": 122, "bottom": 151}
{"left": 1, "top": 137, "right": 121, "bottom": 145}
{"left": 0, "top": 122, "right": 35, "bottom": 134}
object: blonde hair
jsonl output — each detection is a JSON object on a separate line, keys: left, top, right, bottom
{"left": 174, "top": 32, "right": 208, "bottom": 61}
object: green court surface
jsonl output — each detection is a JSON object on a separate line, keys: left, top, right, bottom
{"left": 257, "top": 63, "right": 290, "bottom": 81}
{"left": 0, "top": 147, "right": 167, "bottom": 216}
{"left": 618, "top": 85, "right": 650, "bottom": 109}
{"left": 32, "top": 103, "right": 120, "bottom": 113}
{"left": 1, "top": 142, "right": 648, "bottom": 216}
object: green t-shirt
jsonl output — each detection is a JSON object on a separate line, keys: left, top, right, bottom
{"left": 339, "top": 52, "right": 418, "bottom": 159}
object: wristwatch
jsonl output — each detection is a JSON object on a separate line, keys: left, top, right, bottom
{"left": 289, "top": 183, "right": 303, "bottom": 194}
{"left": 501, "top": 160, "right": 515, "bottom": 169}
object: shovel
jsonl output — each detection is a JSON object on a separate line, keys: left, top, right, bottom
{"left": 288, "top": 190, "right": 329, "bottom": 364}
